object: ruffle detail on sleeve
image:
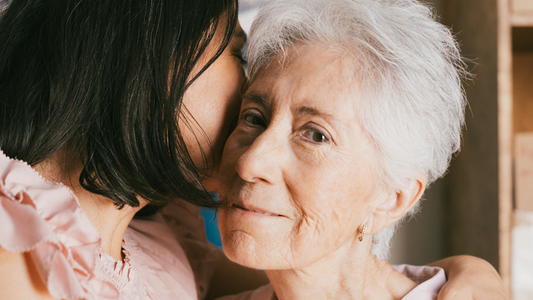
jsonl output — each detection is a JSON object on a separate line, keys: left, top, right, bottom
{"left": 0, "top": 149, "right": 118, "bottom": 300}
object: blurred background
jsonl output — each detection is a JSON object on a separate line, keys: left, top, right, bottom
{"left": 200, "top": 0, "right": 533, "bottom": 298}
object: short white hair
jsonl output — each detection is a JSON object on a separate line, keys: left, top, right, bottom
{"left": 247, "top": 0, "right": 468, "bottom": 260}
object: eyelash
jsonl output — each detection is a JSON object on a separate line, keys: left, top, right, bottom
{"left": 241, "top": 110, "right": 266, "bottom": 128}
{"left": 233, "top": 51, "right": 248, "bottom": 66}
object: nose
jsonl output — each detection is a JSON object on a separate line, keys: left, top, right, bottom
{"left": 235, "top": 129, "right": 285, "bottom": 185}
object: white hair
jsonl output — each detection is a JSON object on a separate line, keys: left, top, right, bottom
{"left": 247, "top": 0, "right": 469, "bottom": 260}
{"left": 0, "top": 0, "right": 11, "bottom": 15}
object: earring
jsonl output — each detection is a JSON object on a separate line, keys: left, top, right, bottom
{"left": 358, "top": 224, "right": 367, "bottom": 242}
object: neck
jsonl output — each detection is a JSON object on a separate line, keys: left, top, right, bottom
{"left": 265, "top": 236, "right": 417, "bottom": 300}
{"left": 71, "top": 184, "right": 141, "bottom": 261}
{"left": 34, "top": 151, "right": 142, "bottom": 261}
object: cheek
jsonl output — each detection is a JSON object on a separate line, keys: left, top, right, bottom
{"left": 292, "top": 193, "right": 359, "bottom": 255}
{"left": 285, "top": 161, "right": 374, "bottom": 261}
{"left": 181, "top": 60, "right": 244, "bottom": 165}
{"left": 204, "top": 61, "right": 244, "bottom": 149}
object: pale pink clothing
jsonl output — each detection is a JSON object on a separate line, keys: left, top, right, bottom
{"left": 0, "top": 149, "right": 219, "bottom": 300}
{"left": 392, "top": 264, "right": 446, "bottom": 300}
{"left": 217, "top": 265, "right": 445, "bottom": 300}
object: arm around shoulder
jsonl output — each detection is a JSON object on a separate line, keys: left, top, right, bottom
{"left": 430, "top": 255, "right": 509, "bottom": 300}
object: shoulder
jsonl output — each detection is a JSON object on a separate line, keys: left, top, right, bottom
{"left": 393, "top": 264, "right": 446, "bottom": 300}
{"left": 129, "top": 201, "right": 221, "bottom": 299}
{"left": 160, "top": 201, "right": 222, "bottom": 298}
{"left": 0, "top": 149, "right": 114, "bottom": 300}
{"left": 0, "top": 246, "right": 57, "bottom": 300}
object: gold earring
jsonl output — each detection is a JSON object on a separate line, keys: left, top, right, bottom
{"left": 359, "top": 224, "right": 367, "bottom": 242}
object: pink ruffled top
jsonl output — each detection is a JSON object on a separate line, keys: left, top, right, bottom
{"left": 0, "top": 149, "right": 220, "bottom": 300}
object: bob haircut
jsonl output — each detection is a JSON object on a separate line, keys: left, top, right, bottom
{"left": 0, "top": 0, "right": 237, "bottom": 209}
{"left": 247, "top": 0, "right": 469, "bottom": 259}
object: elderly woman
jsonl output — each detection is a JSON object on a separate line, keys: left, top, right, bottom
{"left": 0, "top": 0, "right": 505, "bottom": 299}
{"left": 217, "top": 0, "right": 477, "bottom": 299}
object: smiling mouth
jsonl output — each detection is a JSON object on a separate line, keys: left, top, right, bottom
{"left": 232, "top": 203, "right": 283, "bottom": 217}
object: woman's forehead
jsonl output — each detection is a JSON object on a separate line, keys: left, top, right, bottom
{"left": 247, "top": 45, "right": 361, "bottom": 110}
{"left": 252, "top": 43, "right": 359, "bottom": 85}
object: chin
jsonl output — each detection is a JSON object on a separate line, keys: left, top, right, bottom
{"left": 219, "top": 206, "right": 300, "bottom": 270}
{"left": 220, "top": 226, "right": 293, "bottom": 270}
{"left": 221, "top": 232, "right": 279, "bottom": 270}
{"left": 222, "top": 237, "right": 260, "bottom": 269}
{"left": 219, "top": 218, "right": 263, "bottom": 268}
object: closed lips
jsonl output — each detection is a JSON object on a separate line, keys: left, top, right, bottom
{"left": 232, "top": 203, "right": 283, "bottom": 217}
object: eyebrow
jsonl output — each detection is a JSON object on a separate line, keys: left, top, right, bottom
{"left": 296, "top": 106, "right": 334, "bottom": 119}
{"left": 235, "top": 28, "right": 247, "bottom": 44}
{"left": 243, "top": 94, "right": 342, "bottom": 125}
{"left": 242, "top": 93, "right": 269, "bottom": 108}
{"left": 296, "top": 106, "right": 343, "bottom": 127}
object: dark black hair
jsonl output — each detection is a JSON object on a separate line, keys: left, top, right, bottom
{"left": 0, "top": 0, "right": 238, "bottom": 209}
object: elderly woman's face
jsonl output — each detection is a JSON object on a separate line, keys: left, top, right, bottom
{"left": 219, "top": 44, "right": 383, "bottom": 269}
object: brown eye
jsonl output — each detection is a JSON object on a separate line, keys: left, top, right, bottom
{"left": 312, "top": 132, "right": 327, "bottom": 143}
{"left": 242, "top": 111, "right": 266, "bottom": 128}
{"left": 303, "top": 129, "right": 329, "bottom": 144}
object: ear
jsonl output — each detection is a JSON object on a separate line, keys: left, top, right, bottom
{"left": 368, "top": 172, "right": 427, "bottom": 234}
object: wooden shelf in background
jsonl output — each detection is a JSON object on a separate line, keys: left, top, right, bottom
{"left": 443, "top": 0, "right": 532, "bottom": 294}
{"left": 513, "top": 53, "right": 533, "bottom": 133}
{"left": 512, "top": 12, "right": 533, "bottom": 26}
